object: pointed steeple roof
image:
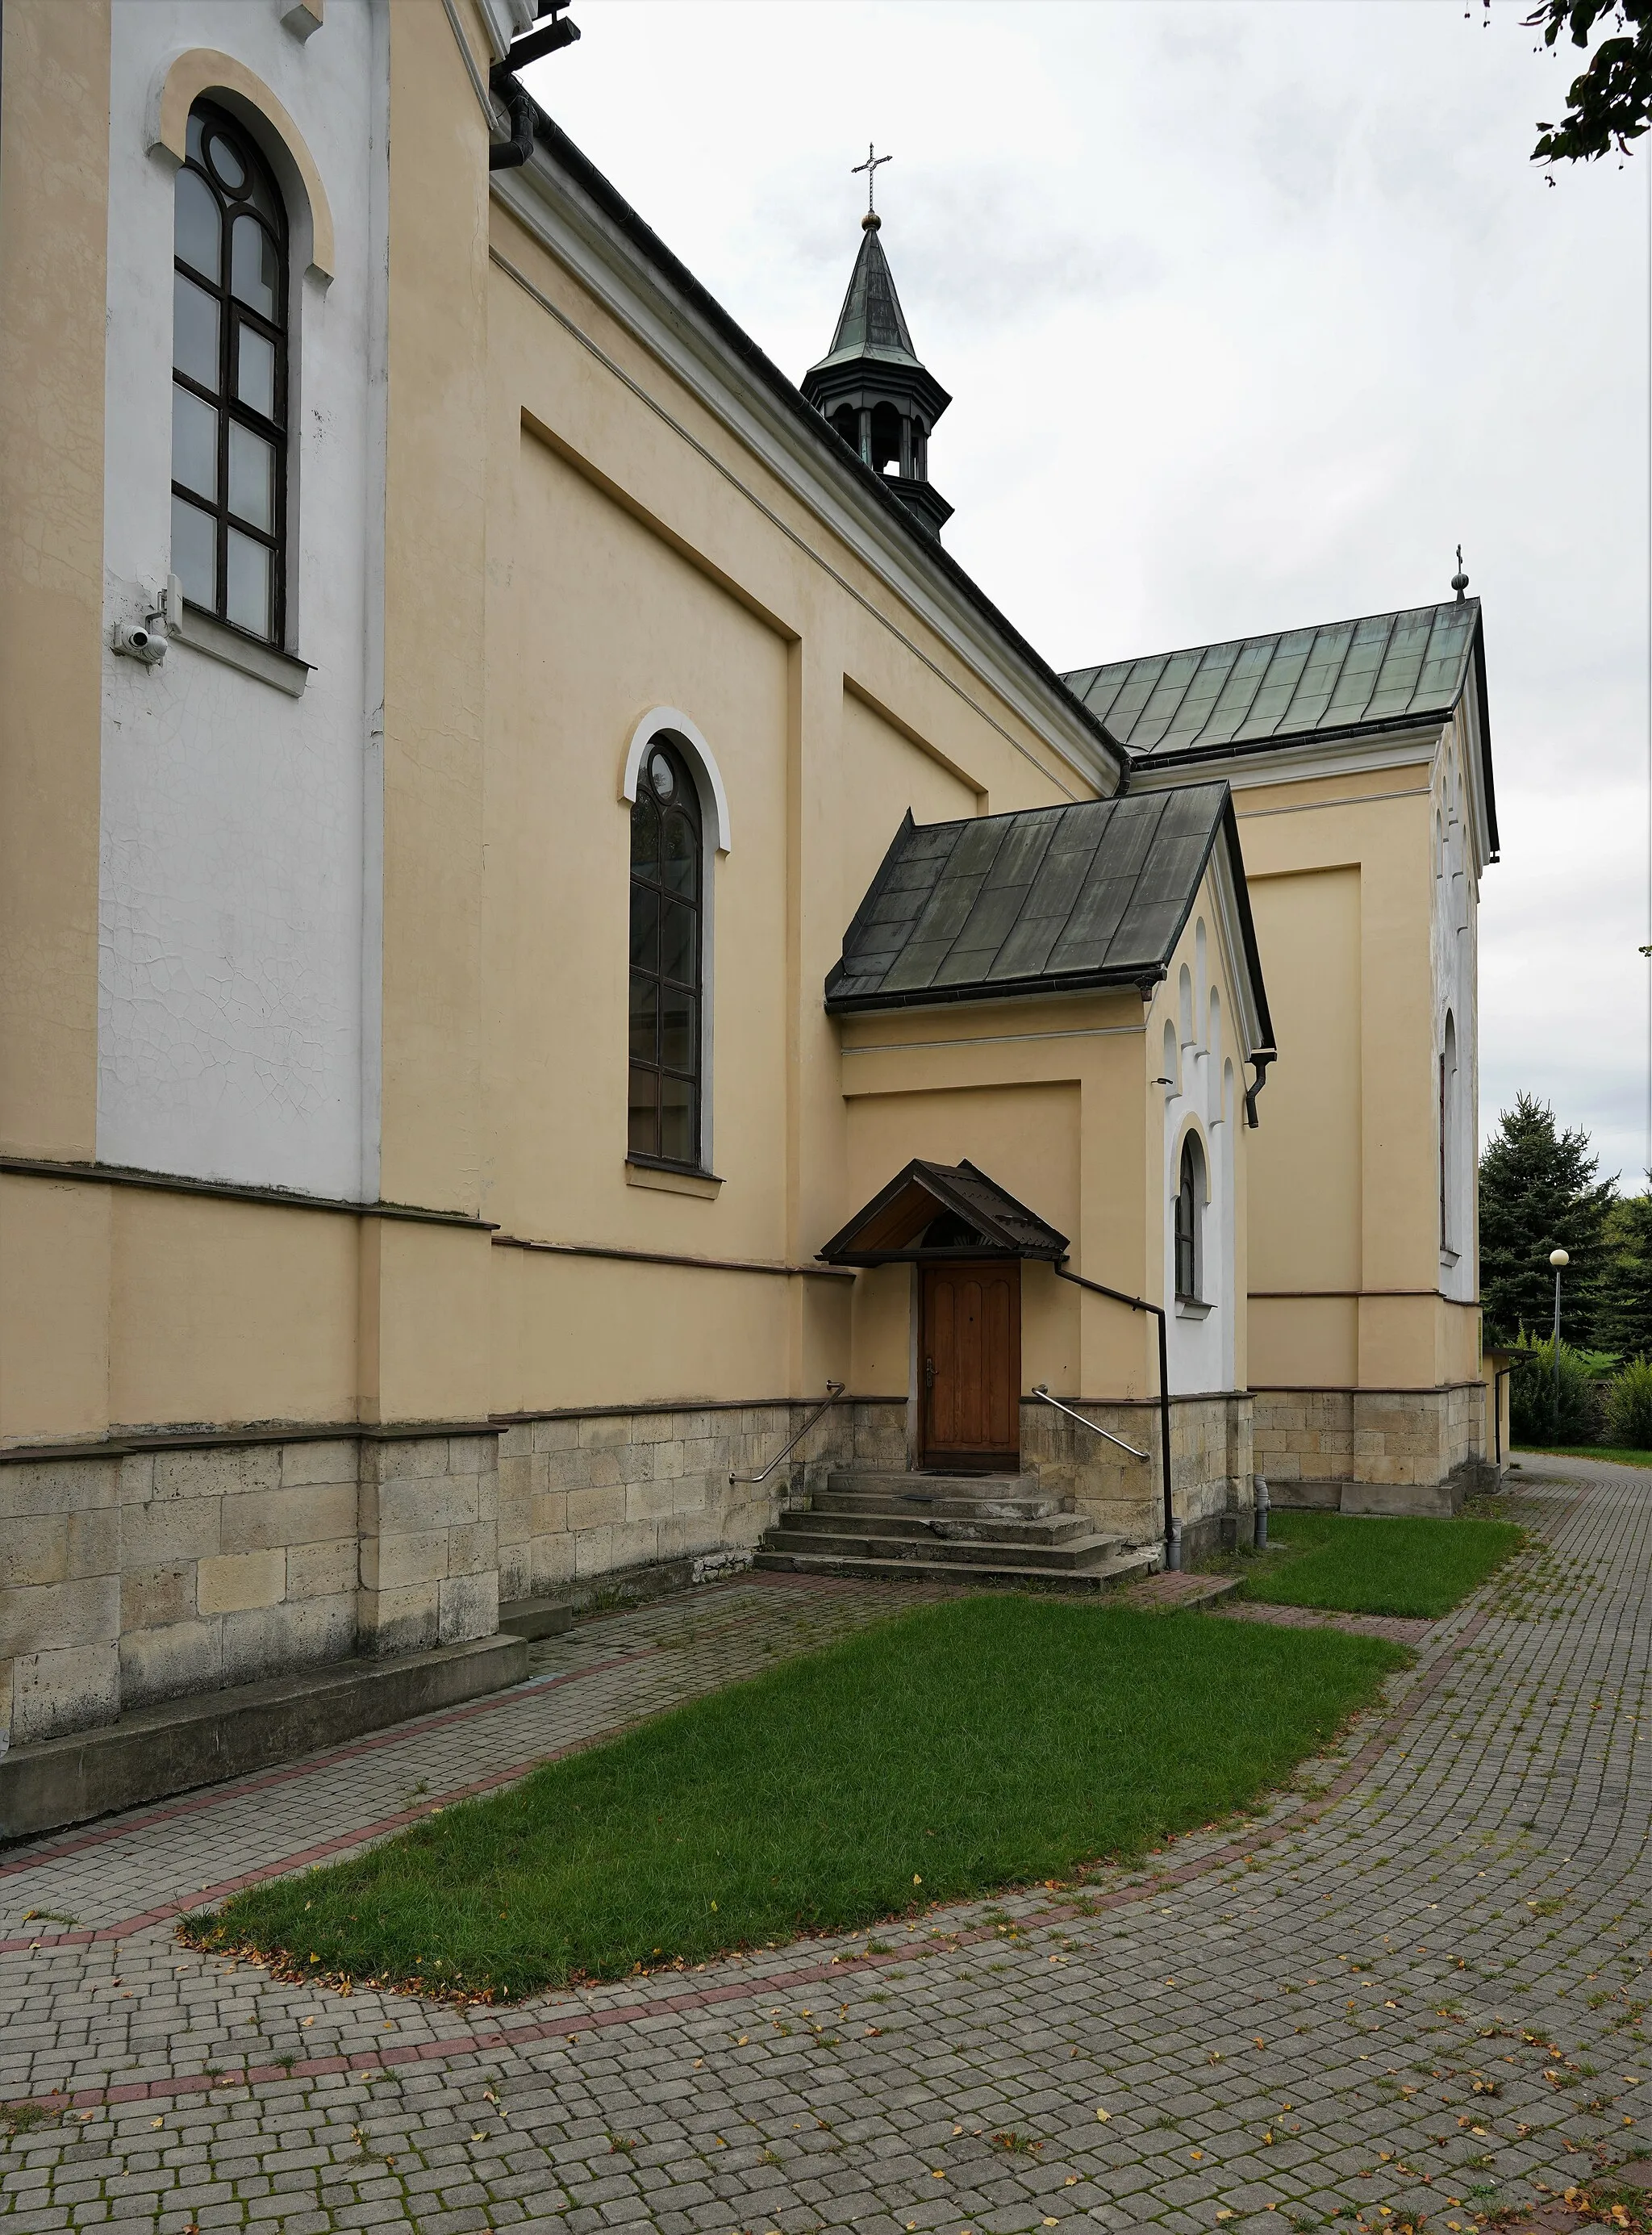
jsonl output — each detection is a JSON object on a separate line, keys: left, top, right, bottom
{"left": 802, "top": 211, "right": 953, "bottom": 537}
{"left": 818, "top": 217, "right": 920, "bottom": 370}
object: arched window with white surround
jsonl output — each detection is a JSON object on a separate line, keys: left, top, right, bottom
{"left": 171, "top": 101, "right": 288, "bottom": 643}
{"left": 1439, "top": 1011, "right": 1458, "bottom": 1254}
{"left": 628, "top": 738, "right": 704, "bottom": 1168}
{"left": 1174, "top": 1133, "right": 1205, "bottom": 1304}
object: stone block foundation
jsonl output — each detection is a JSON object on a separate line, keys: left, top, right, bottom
{"left": 1020, "top": 1392, "right": 1254, "bottom": 1562}
{"left": 2, "top": 1384, "right": 1264, "bottom": 1750}
{"left": 1253, "top": 1381, "right": 1489, "bottom": 1513}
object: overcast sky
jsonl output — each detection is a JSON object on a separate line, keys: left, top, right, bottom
{"left": 523, "top": 0, "right": 1650, "bottom": 1189}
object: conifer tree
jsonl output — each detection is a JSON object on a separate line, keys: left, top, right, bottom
{"left": 1479, "top": 1092, "right": 1617, "bottom": 1347}
{"left": 1598, "top": 1189, "right": 1652, "bottom": 1358}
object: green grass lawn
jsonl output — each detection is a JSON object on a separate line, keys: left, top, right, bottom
{"left": 183, "top": 1596, "right": 1407, "bottom": 2004}
{"left": 1513, "top": 1445, "right": 1652, "bottom": 1469}
{"left": 1230, "top": 1509, "right": 1523, "bottom": 1619}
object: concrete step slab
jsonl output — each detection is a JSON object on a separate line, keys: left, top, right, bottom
{"left": 819, "top": 1476, "right": 1066, "bottom": 1521}
{"left": 0, "top": 1632, "right": 528, "bottom": 1844}
{"left": 753, "top": 1547, "right": 1157, "bottom": 1594}
{"left": 766, "top": 1524, "right": 1136, "bottom": 1573}
{"left": 778, "top": 1506, "right": 1095, "bottom": 1548}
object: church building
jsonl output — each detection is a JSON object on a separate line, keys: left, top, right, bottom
{"left": 0, "top": 0, "right": 1496, "bottom": 1824}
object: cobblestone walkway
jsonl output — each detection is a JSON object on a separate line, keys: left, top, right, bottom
{"left": 2, "top": 1456, "right": 1649, "bottom": 2233}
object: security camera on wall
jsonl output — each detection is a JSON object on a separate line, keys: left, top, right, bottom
{"left": 112, "top": 575, "right": 182, "bottom": 666}
{"left": 113, "top": 620, "right": 167, "bottom": 665}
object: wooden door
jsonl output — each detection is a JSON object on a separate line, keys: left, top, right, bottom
{"left": 920, "top": 1259, "right": 1021, "bottom": 1468}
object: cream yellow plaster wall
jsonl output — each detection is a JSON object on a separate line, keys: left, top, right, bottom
{"left": 484, "top": 432, "right": 791, "bottom": 1260}
{"left": 473, "top": 202, "right": 1100, "bottom": 1422}
{"left": 1237, "top": 775, "right": 1447, "bottom": 1392}
{"left": 0, "top": 1177, "right": 111, "bottom": 1443}
{"left": 842, "top": 1080, "right": 1083, "bottom": 1401}
{"left": 839, "top": 687, "right": 981, "bottom": 926}
{"left": 378, "top": 2, "right": 489, "bottom": 1222}
{"left": 1245, "top": 864, "right": 1361, "bottom": 1389}
{"left": 489, "top": 1247, "right": 852, "bottom": 1415}
{"left": 0, "top": 1177, "right": 363, "bottom": 1443}
{"left": 0, "top": 1, "right": 110, "bottom": 1162}
{"left": 106, "top": 1193, "right": 359, "bottom": 1431}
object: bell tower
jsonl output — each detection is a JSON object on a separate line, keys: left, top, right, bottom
{"left": 802, "top": 148, "right": 953, "bottom": 537}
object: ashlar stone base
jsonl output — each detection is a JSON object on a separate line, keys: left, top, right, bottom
{"left": 1253, "top": 1381, "right": 1490, "bottom": 1508}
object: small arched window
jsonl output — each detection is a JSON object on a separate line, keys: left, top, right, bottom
{"left": 1174, "top": 1134, "right": 1204, "bottom": 1303}
{"left": 628, "top": 740, "right": 703, "bottom": 1168}
{"left": 171, "top": 101, "right": 288, "bottom": 643}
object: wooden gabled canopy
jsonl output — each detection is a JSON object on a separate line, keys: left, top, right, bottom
{"left": 817, "top": 1158, "right": 1068, "bottom": 1268}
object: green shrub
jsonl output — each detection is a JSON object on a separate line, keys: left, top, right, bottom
{"left": 1605, "top": 1358, "right": 1652, "bottom": 1449}
{"left": 1509, "top": 1335, "right": 1600, "bottom": 1444}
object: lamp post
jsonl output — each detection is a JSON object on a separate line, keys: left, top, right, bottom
{"left": 1550, "top": 1248, "right": 1569, "bottom": 1412}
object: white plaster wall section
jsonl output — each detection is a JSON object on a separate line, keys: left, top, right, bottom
{"left": 357, "top": 0, "right": 390, "bottom": 1205}
{"left": 1433, "top": 718, "right": 1477, "bottom": 1305}
{"left": 1160, "top": 915, "right": 1233, "bottom": 1397}
{"left": 98, "top": 1, "right": 386, "bottom": 1198}
{"left": 1220, "top": 1057, "right": 1237, "bottom": 1390}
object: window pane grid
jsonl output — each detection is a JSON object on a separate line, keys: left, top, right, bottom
{"left": 169, "top": 99, "right": 286, "bottom": 645}
{"left": 628, "top": 745, "right": 702, "bottom": 1168}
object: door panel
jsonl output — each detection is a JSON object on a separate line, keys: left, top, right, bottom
{"left": 921, "top": 1260, "right": 1020, "bottom": 1467}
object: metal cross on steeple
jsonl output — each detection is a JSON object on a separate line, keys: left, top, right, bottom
{"left": 851, "top": 143, "right": 891, "bottom": 218}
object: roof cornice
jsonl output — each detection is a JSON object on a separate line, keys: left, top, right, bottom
{"left": 489, "top": 113, "right": 1124, "bottom": 799}
{"left": 1124, "top": 721, "right": 1448, "bottom": 795}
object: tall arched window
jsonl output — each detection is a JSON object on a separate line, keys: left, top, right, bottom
{"left": 1440, "top": 1012, "right": 1458, "bottom": 1252}
{"left": 171, "top": 102, "right": 288, "bottom": 643}
{"left": 1174, "top": 1134, "right": 1204, "bottom": 1303}
{"left": 628, "top": 740, "right": 703, "bottom": 1167}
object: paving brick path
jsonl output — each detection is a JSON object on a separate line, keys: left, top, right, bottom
{"left": 2, "top": 1455, "right": 1649, "bottom": 2233}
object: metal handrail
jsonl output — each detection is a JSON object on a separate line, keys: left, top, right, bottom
{"left": 731, "top": 1381, "right": 846, "bottom": 1485}
{"left": 1029, "top": 1384, "right": 1149, "bottom": 1462}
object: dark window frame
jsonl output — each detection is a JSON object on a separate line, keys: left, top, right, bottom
{"left": 170, "top": 99, "right": 289, "bottom": 646}
{"left": 1174, "top": 1134, "right": 1202, "bottom": 1304}
{"left": 628, "top": 740, "right": 705, "bottom": 1172}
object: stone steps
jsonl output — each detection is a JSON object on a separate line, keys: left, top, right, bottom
{"left": 792, "top": 1505, "right": 1095, "bottom": 1548}
{"left": 757, "top": 1468, "right": 1154, "bottom": 1595}
{"left": 818, "top": 1469, "right": 1065, "bottom": 1522}
{"left": 753, "top": 1544, "right": 1157, "bottom": 1593}
{"left": 768, "top": 1523, "right": 1125, "bottom": 1573}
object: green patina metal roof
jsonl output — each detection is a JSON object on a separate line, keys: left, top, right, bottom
{"left": 826, "top": 783, "right": 1272, "bottom": 1047}
{"left": 1062, "top": 598, "right": 1482, "bottom": 760}
{"left": 808, "top": 221, "right": 922, "bottom": 377}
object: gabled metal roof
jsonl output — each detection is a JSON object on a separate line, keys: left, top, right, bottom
{"left": 818, "top": 1158, "right": 1068, "bottom": 1267}
{"left": 826, "top": 783, "right": 1272, "bottom": 1050}
{"left": 1063, "top": 599, "right": 1482, "bottom": 761}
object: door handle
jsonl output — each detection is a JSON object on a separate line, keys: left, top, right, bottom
{"left": 924, "top": 1356, "right": 935, "bottom": 1393}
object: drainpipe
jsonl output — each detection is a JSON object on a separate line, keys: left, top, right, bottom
{"left": 1243, "top": 1051, "right": 1276, "bottom": 1130}
{"left": 488, "top": 86, "right": 536, "bottom": 170}
{"left": 487, "top": 7, "right": 580, "bottom": 172}
{"left": 1053, "top": 1262, "right": 1174, "bottom": 1569}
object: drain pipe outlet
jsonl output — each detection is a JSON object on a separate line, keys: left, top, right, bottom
{"left": 1254, "top": 1475, "right": 1269, "bottom": 1550}
{"left": 1166, "top": 1517, "right": 1183, "bottom": 1573}
{"left": 489, "top": 87, "right": 536, "bottom": 170}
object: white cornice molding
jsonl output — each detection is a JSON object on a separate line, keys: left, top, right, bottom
{"left": 1456, "top": 655, "right": 1496, "bottom": 875}
{"left": 1125, "top": 721, "right": 1446, "bottom": 798}
{"left": 489, "top": 158, "right": 1120, "bottom": 801}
